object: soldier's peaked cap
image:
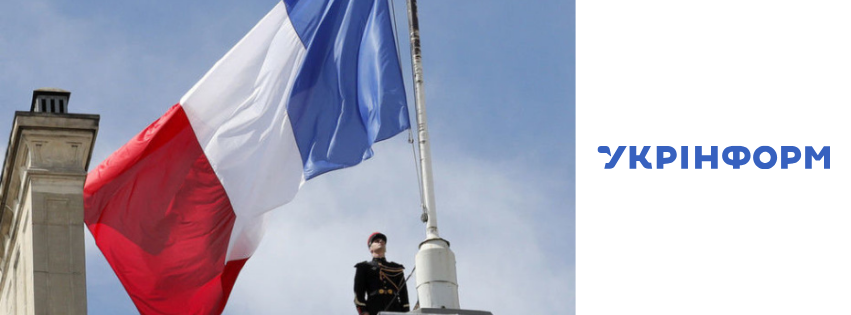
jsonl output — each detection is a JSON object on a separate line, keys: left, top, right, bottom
{"left": 368, "top": 232, "right": 387, "bottom": 246}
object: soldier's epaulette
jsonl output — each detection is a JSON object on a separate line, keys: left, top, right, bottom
{"left": 354, "top": 261, "right": 371, "bottom": 268}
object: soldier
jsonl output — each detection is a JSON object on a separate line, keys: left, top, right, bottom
{"left": 354, "top": 232, "right": 410, "bottom": 315}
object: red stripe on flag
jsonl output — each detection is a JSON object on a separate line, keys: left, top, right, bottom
{"left": 85, "top": 104, "right": 242, "bottom": 314}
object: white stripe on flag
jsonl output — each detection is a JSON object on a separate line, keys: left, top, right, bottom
{"left": 181, "top": 2, "right": 307, "bottom": 262}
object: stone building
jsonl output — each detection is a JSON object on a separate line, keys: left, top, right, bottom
{"left": 0, "top": 89, "right": 98, "bottom": 315}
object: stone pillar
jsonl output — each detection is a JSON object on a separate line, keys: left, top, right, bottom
{"left": 0, "top": 89, "right": 98, "bottom": 315}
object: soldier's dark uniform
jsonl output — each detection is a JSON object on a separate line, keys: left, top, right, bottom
{"left": 354, "top": 233, "right": 410, "bottom": 315}
{"left": 353, "top": 258, "right": 410, "bottom": 314}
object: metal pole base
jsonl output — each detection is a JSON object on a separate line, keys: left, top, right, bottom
{"left": 415, "top": 238, "right": 460, "bottom": 309}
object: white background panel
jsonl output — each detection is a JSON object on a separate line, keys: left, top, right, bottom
{"left": 577, "top": 1, "right": 850, "bottom": 314}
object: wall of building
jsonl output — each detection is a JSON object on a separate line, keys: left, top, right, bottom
{"left": 0, "top": 109, "right": 98, "bottom": 315}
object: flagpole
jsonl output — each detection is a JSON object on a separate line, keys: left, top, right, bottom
{"left": 406, "top": 0, "right": 461, "bottom": 310}
{"left": 407, "top": 0, "right": 439, "bottom": 240}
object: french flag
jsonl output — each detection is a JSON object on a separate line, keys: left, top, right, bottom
{"left": 83, "top": 1, "right": 409, "bottom": 314}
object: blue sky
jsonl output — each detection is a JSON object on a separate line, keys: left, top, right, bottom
{"left": 0, "top": 0, "right": 574, "bottom": 313}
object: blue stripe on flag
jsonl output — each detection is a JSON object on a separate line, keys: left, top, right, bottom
{"left": 283, "top": 0, "right": 410, "bottom": 180}
{"left": 282, "top": 0, "right": 327, "bottom": 44}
